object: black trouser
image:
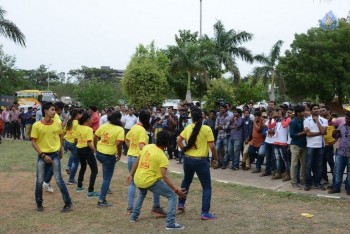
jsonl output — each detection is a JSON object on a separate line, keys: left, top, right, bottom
{"left": 123, "top": 129, "right": 130, "bottom": 154}
{"left": 4, "top": 122, "right": 11, "bottom": 137}
{"left": 167, "top": 133, "right": 178, "bottom": 159}
{"left": 10, "top": 121, "right": 20, "bottom": 139}
{"left": 77, "top": 147, "right": 98, "bottom": 192}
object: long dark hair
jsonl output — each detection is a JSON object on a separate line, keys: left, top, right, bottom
{"left": 66, "top": 108, "right": 83, "bottom": 131}
{"left": 108, "top": 111, "right": 123, "bottom": 127}
{"left": 139, "top": 110, "right": 150, "bottom": 130}
{"left": 78, "top": 112, "right": 91, "bottom": 125}
{"left": 184, "top": 108, "right": 202, "bottom": 152}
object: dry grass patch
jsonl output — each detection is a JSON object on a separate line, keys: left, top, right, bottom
{"left": 0, "top": 139, "right": 349, "bottom": 233}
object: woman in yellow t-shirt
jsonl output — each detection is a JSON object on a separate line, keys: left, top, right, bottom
{"left": 75, "top": 112, "right": 98, "bottom": 198}
{"left": 177, "top": 108, "right": 218, "bottom": 220}
{"left": 94, "top": 111, "right": 125, "bottom": 207}
{"left": 125, "top": 110, "right": 166, "bottom": 217}
{"left": 63, "top": 108, "right": 83, "bottom": 184}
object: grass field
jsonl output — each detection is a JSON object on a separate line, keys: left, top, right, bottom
{"left": 1, "top": 139, "right": 349, "bottom": 233}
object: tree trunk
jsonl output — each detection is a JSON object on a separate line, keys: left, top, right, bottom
{"left": 269, "top": 70, "right": 276, "bottom": 102}
{"left": 186, "top": 71, "right": 192, "bottom": 103}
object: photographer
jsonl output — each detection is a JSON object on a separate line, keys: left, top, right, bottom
{"left": 163, "top": 107, "right": 179, "bottom": 160}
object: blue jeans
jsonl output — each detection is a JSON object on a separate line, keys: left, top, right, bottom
{"left": 131, "top": 180, "right": 177, "bottom": 226}
{"left": 274, "top": 145, "right": 290, "bottom": 173}
{"left": 216, "top": 137, "right": 228, "bottom": 167}
{"left": 332, "top": 154, "right": 350, "bottom": 192}
{"left": 179, "top": 156, "right": 212, "bottom": 213}
{"left": 96, "top": 152, "right": 116, "bottom": 201}
{"left": 305, "top": 147, "right": 324, "bottom": 187}
{"left": 127, "top": 156, "right": 160, "bottom": 209}
{"left": 35, "top": 152, "right": 71, "bottom": 205}
{"left": 65, "top": 141, "right": 79, "bottom": 182}
{"left": 228, "top": 138, "right": 242, "bottom": 168}
{"left": 264, "top": 143, "right": 275, "bottom": 174}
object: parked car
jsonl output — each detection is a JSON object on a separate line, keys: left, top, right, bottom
{"left": 253, "top": 100, "right": 268, "bottom": 109}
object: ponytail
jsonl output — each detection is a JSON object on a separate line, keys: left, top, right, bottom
{"left": 183, "top": 108, "right": 202, "bottom": 152}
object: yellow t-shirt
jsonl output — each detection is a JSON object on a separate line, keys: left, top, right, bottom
{"left": 31, "top": 120, "right": 63, "bottom": 153}
{"left": 75, "top": 125, "right": 93, "bottom": 148}
{"left": 53, "top": 113, "right": 62, "bottom": 126}
{"left": 63, "top": 120, "right": 78, "bottom": 143}
{"left": 126, "top": 124, "right": 149, "bottom": 157}
{"left": 134, "top": 144, "right": 168, "bottom": 188}
{"left": 180, "top": 124, "right": 214, "bottom": 157}
{"left": 324, "top": 125, "right": 336, "bottom": 146}
{"left": 95, "top": 123, "right": 125, "bottom": 155}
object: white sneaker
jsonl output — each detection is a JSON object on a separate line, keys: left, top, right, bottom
{"left": 43, "top": 182, "right": 54, "bottom": 193}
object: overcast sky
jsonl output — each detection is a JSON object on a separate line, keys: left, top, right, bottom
{"left": 1, "top": 0, "right": 349, "bottom": 77}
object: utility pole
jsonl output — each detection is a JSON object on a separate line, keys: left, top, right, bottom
{"left": 47, "top": 64, "right": 51, "bottom": 91}
{"left": 200, "top": 0, "right": 202, "bottom": 38}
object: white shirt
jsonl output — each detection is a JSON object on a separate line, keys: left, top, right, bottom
{"left": 304, "top": 116, "right": 328, "bottom": 148}
{"left": 122, "top": 114, "right": 138, "bottom": 129}
{"left": 100, "top": 114, "right": 108, "bottom": 126}
{"left": 265, "top": 119, "right": 275, "bottom": 144}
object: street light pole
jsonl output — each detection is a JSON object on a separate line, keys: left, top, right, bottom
{"left": 47, "top": 64, "right": 51, "bottom": 91}
{"left": 200, "top": 0, "right": 202, "bottom": 38}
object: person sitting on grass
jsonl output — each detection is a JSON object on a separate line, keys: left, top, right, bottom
{"left": 75, "top": 112, "right": 99, "bottom": 198}
{"left": 31, "top": 102, "right": 72, "bottom": 212}
{"left": 126, "top": 130, "right": 187, "bottom": 230}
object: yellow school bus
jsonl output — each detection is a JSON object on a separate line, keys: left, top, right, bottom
{"left": 15, "top": 90, "right": 57, "bottom": 107}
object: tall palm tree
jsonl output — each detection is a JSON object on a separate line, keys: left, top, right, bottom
{"left": 168, "top": 41, "right": 218, "bottom": 102}
{"left": 253, "top": 40, "right": 283, "bottom": 101}
{"left": 0, "top": 6, "right": 26, "bottom": 46}
{"left": 212, "top": 20, "right": 253, "bottom": 85}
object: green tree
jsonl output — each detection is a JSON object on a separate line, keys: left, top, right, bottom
{"left": 168, "top": 40, "right": 218, "bottom": 102}
{"left": 204, "top": 78, "right": 235, "bottom": 111}
{"left": 253, "top": 40, "right": 284, "bottom": 101}
{"left": 74, "top": 78, "right": 121, "bottom": 109}
{"left": 68, "top": 66, "right": 122, "bottom": 82}
{"left": 0, "top": 45, "right": 25, "bottom": 95}
{"left": 235, "top": 79, "right": 268, "bottom": 105}
{"left": 278, "top": 20, "right": 350, "bottom": 104}
{"left": 21, "top": 65, "right": 59, "bottom": 90}
{"left": 0, "top": 6, "right": 25, "bottom": 46}
{"left": 122, "top": 43, "right": 169, "bottom": 110}
{"left": 211, "top": 20, "right": 254, "bottom": 85}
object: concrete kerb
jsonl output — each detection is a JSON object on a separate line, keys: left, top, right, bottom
{"left": 119, "top": 155, "right": 350, "bottom": 200}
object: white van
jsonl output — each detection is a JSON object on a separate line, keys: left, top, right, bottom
{"left": 61, "top": 96, "right": 72, "bottom": 104}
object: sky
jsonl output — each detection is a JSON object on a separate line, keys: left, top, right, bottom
{"left": 1, "top": 0, "right": 349, "bottom": 78}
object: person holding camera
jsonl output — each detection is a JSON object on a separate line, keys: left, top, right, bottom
{"left": 163, "top": 107, "right": 179, "bottom": 160}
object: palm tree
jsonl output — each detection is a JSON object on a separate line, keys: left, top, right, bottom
{"left": 168, "top": 41, "right": 218, "bottom": 102}
{"left": 253, "top": 40, "right": 284, "bottom": 101}
{"left": 0, "top": 6, "right": 26, "bottom": 46}
{"left": 212, "top": 20, "right": 254, "bottom": 85}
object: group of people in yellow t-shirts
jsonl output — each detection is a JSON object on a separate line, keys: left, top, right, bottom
{"left": 32, "top": 103, "right": 219, "bottom": 231}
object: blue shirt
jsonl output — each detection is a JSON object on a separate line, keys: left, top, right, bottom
{"left": 290, "top": 117, "right": 307, "bottom": 147}
{"left": 243, "top": 117, "right": 253, "bottom": 142}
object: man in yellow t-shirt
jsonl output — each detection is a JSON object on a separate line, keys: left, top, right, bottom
{"left": 31, "top": 102, "right": 72, "bottom": 212}
{"left": 41, "top": 102, "right": 66, "bottom": 192}
{"left": 127, "top": 130, "right": 186, "bottom": 230}
{"left": 321, "top": 107, "right": 336, "bottom": 184}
